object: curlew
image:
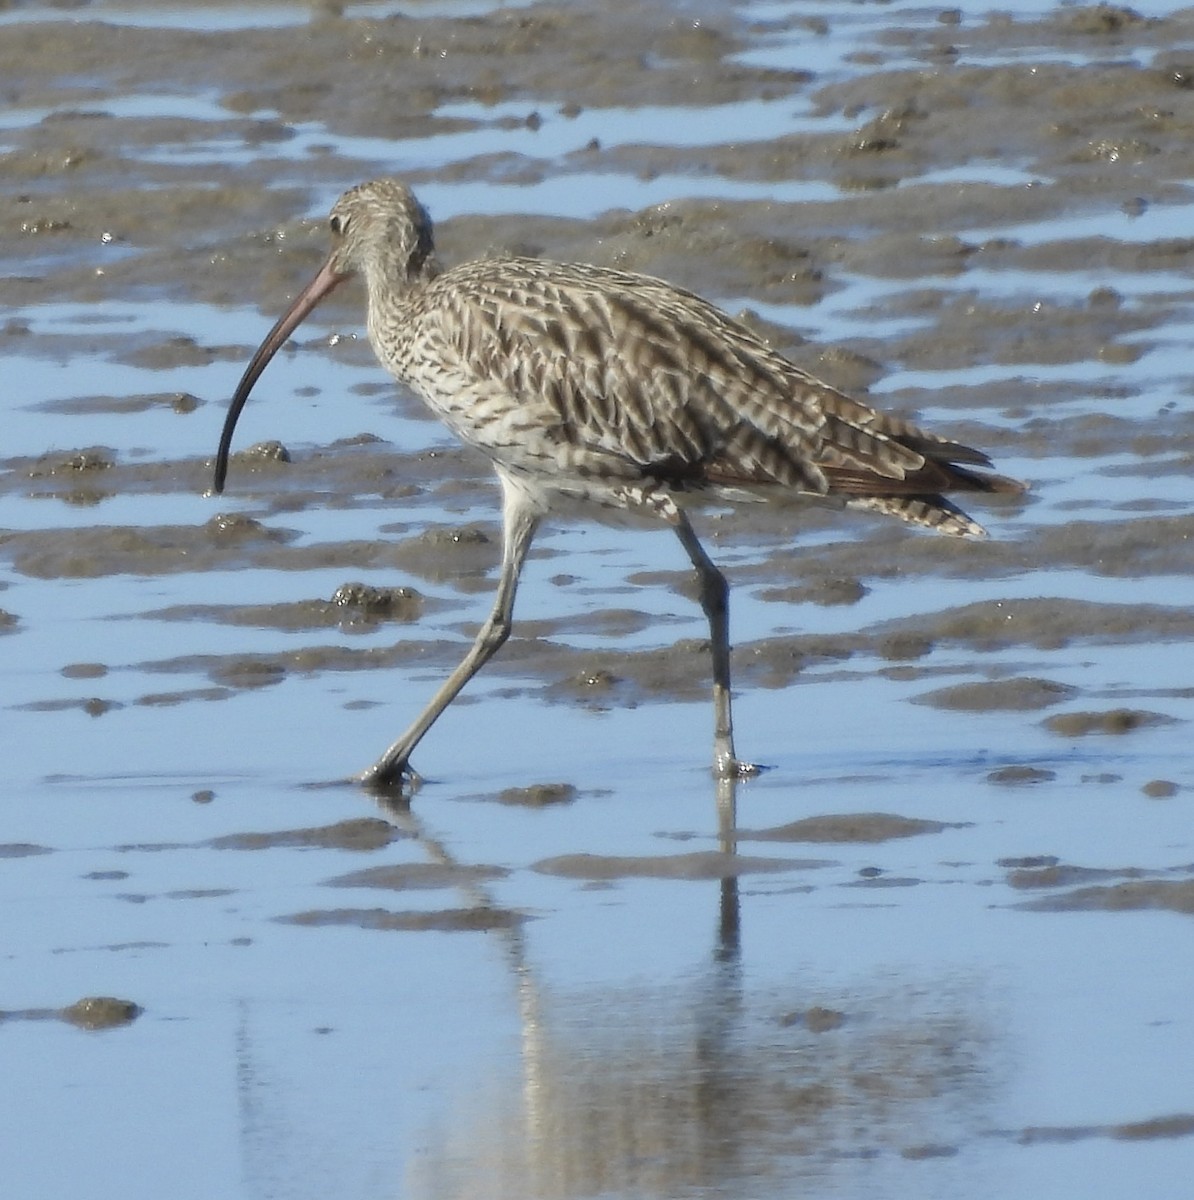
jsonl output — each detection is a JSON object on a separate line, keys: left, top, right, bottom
{"left": 213, "top": 179, "right": 1022, "bottom": 791}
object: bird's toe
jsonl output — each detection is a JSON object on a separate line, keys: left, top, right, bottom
{"left": 357, "top": 758, "right": 422, "bottom": 794}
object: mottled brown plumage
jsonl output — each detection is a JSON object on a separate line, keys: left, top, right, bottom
{"left": 214, "top": 178, "right": 1022, "bottom": 791}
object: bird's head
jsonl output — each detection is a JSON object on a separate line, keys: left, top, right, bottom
{"left": 212, "top": 178, "right": 437, "bottom": 493}
{"left": 326, "top": 178, "right": 438, "bottom": 290}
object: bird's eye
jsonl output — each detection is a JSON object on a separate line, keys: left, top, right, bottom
{"left": 329, "top": 214, "right": 346, "bottom": 236}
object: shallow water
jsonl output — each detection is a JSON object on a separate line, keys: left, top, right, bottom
{"left": 3, "top": 1, "right": 1194, "bottom": 1198}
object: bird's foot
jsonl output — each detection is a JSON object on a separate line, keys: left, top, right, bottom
{"left": 356, "top": 756, "right": 423, "bottom": 795}
{"left": 714, "top": 754, "right": 765, "bottom": 780}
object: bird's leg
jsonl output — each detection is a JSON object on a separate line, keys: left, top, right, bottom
{"left": 674, "top": 514, "right": 760, "bottom": 780}
{"left": 358, "top": 489, "right": 540, "bottom": 792}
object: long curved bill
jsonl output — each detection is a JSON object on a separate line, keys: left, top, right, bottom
{"left": 212, "top": 253, "right": 349, "bottom": 493}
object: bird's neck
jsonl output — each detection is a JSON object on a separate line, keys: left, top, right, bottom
{"left": 364, "top": 256, "right": 440, "bottom": 368}
{"left": 364, "top": 251, "right": 440, "bottom": 313}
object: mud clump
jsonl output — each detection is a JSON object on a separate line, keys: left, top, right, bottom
{"left": 1043, "top": 708, "right": 1179, "bottom": 736}
{"left": 61, "top": 996, "right": 143, "bottom": 1030}
{"left": 280, "top": 906, "right": 524, "bottom": 932}
{"left": 914, "top": 677, "right": 1077, "bottom": 712}
{"left": 743, "top": 813, "right": 960, "bottom": 844}
{"left": 1018, "top": 880, "right": 1194, "bottom": 916}
{"left": 987, "top": 765, "right": 1057, "bottom": 786}
{"left": 495, "top": 782, "right": 579, "bottom": 807}
{"left": 332, "top": 581, "right": 423, "bottom": 621}
{"left": 209, "top": 818, "right": 406, "bottom": 853}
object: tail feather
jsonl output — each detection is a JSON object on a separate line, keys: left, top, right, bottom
{"left": 847, "top": 494, "right": 990, "bottom": 538}
{"left": 839, "top": 438, "right": 1025, "bottom": 539}
{"left": 823, "top": 456, "right": 1024, "bottom": 500}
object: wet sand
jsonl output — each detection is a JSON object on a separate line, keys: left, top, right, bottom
{"left": 2, "top": 2, "right": 1193, "bottom": 1198}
